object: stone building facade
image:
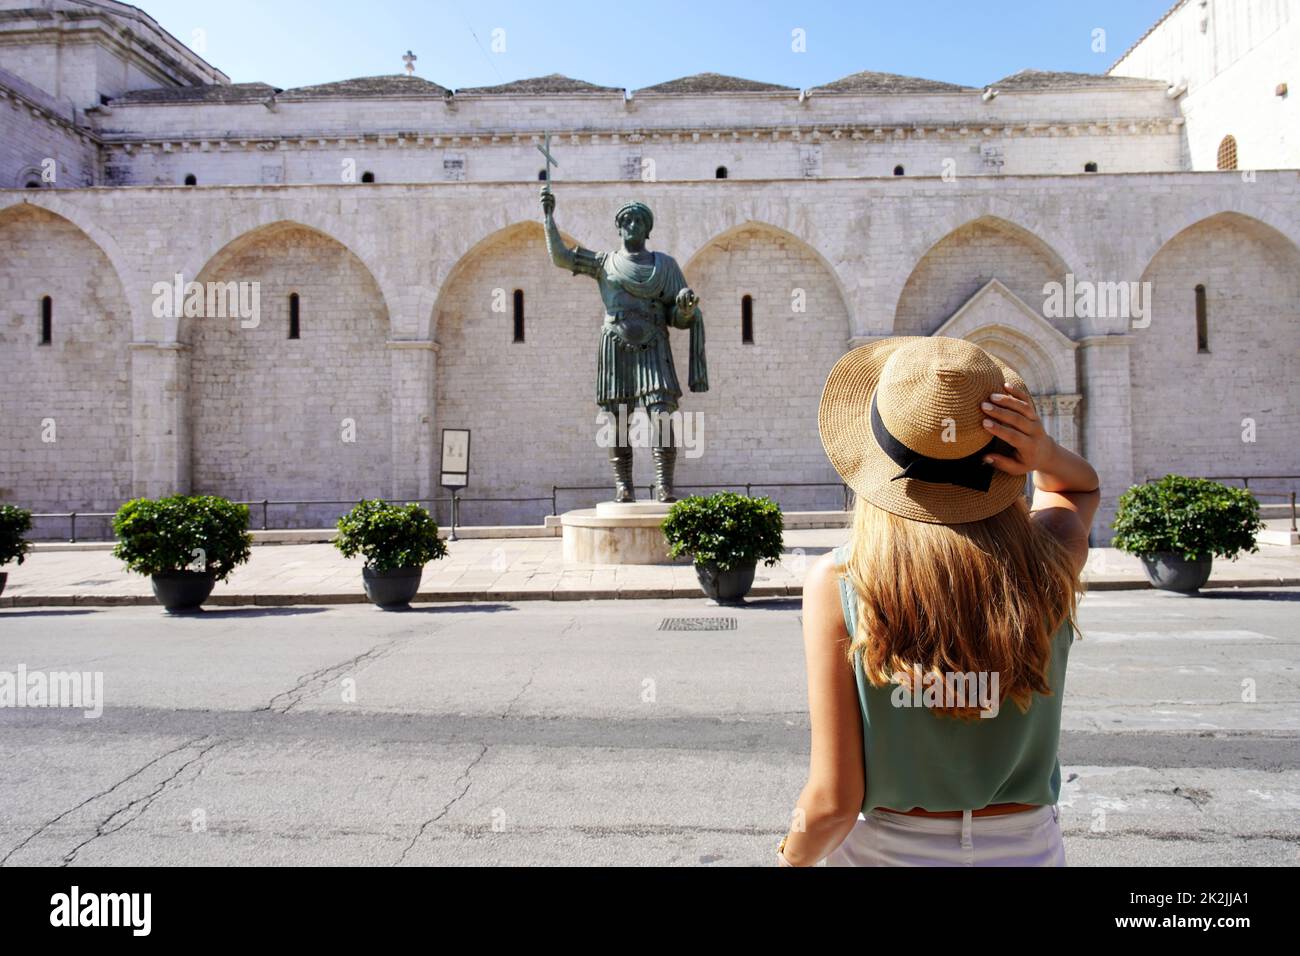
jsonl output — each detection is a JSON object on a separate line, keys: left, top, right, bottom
{"left": 1110, "top": 0, "right": 1298, "bottom": 171}
{"left": 1, "top": 0, "right": 1297, "bottom": 540}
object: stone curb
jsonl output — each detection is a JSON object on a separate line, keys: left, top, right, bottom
{"left": 3, "top": 577, "right": 1298, "bottom": 608}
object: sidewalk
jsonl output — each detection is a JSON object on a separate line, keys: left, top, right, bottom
{"left": 3, "top": 529, "right": 1299, "bottom": 607}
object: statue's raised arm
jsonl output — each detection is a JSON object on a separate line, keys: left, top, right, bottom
{"left": 541, "top": 186, "right": 603, "bottom": 278}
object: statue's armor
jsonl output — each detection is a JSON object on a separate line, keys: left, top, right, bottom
{"left": 604, "top": 298, "right": 667, "bottom": 351}
{"left": 569, "top": 247, "right": 687, "bottom": 410}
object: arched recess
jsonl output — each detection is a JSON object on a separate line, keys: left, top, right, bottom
{"left": 894, "top": 215, "right": 1075, "bottom": 339}
{"left": 186, "top": 222, "right": 392, "bottom": 525}
{"left": 1131, "top": 212, "right": 1300, "bottom": 483}
{"left": 933, "top": 280, "right": 1082, "bottom": 453}
{"left": 680, "top": 219, "right": 854, "bottom": 328}
{"left": 171, "top": 214, "right": 398, "bottom": 343}
{"left": 682, "top": 222, "right": 854, "bottom": 512}
{"left": 15, "top": 165, "right": 47, "bottom": 188}
{"left": 427, "top": 221, "right": 582, "bottom": 340}
{"left": 1130, "top": 200, "right": 1300, "bottom": 285}
{"left": 430, "top": 221, "right": 601, "bottom": 525}
{"left": 1, "top": 195, "right": 146, "bottom": 337}
{"left": 0, "top": 203, "right": 133, "bottom": 514}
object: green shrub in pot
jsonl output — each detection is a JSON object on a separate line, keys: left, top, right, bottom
{"left": 0, "top": 504, "right": 33, "bottom": 598}
{"left": 662, "top": 492, "right": 784, "bottom": 602}
{"left": 334, "top": 499, "right": 448, "bottom": 608}
{"left": 1111, "top": 475, "right": 1263, "bottom": 592}
{"left": 112, "top": 495, "right": 253, "bottom": 611}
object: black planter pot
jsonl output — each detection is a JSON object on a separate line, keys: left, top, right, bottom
{"left": 694, "top": 560, "right": 757, "bottom": 603}
{"left": 1139, "top": 552, "right": 1213, "bottom": 593}
{"left": 362, "top": 565, "right": 423, "bottom": 609}
{"left": 151, "top": 570, "right": 217, "bottom": 612}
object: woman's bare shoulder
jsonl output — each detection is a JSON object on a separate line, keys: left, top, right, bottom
{"left": 803, "top": 550, "right": 847, "bottom": 620}
{"left": 806, "top": 548, "right": 843, "bottom": 582}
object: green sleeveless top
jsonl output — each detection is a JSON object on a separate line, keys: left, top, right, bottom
{"left": 833, "top": 543, "right": 1073, "bottom": 814}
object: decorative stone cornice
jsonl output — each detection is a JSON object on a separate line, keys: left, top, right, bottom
{"left": 0, "top": 82, "right": 99, "bottom": 145}
{"left": 94, "top": 117, "right": 1181, "bottom": 155}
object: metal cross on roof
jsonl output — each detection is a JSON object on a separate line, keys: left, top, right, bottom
{"left": 403, "top": 50, "right": 417, "bottom": 76}
{"left": 536, "top": 132, "right": 559, "bottom": 183}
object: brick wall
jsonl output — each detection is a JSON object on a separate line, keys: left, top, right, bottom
{"left": 1130, "top": 212, "right": 1300, "bottom": 484}
{"left": 0, "top": 204, "right": 132, "bottom": 525}
{"left": 0, "top": 94, "right": 97, "bottom": 188}
{"left": 187, "top": 223, "right": 392, "bottom": 527}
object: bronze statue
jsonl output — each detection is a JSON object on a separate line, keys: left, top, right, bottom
{"left": 541, "top": 185, "right": 707, "bottom": 502}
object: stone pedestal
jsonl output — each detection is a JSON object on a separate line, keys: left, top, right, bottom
{"left": 561, "top": 501, "right": 691, "bottom": 565}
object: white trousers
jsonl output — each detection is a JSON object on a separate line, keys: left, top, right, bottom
{"left": 824, "top": 804, "right": 1065, "bottom": 867}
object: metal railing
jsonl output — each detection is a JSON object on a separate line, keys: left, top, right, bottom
{"left": 32, "top": 476, "right": 1296, "bottom": 542}
{"left": 26, "top": 481, "right": 854, "bottom": 543}
{"left": 1143, "top": 474, "right": 1298, "bottom": 533}
{"left": 551, "top": 480, "right": 851, "bottom": 515}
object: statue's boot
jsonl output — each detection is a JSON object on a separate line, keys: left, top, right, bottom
{"left": 653, "top": 445, "right": 678, "bottom": 503}
{"left": 609, "top": 444, "right": 635, "bottom": 502}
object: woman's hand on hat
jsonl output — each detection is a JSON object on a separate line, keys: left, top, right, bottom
{"left": 979, "top": 382, "right": 1053, "bottom": 476}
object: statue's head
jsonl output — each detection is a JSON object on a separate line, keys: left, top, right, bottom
{"left": 615, "top": 202, "right": 653, "bottom": 243}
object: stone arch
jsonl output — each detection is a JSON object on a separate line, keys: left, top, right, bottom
{"left": 1131, "top": 211, "right": 1300, "bottom": 483}
{"left": 964, "top": 326, "right": 1057, "bottom": 394}
{"left": 933, "top": 279, "right": 1082, "bottom": 452}
{"left": 681, "top": 219, "right": 853, "bottom": 323}
{"left": 426, "top": 221, "right": 580, "bottom": 340}
{"left": 186, "top": 221, "right": 393, "bottom": 524}
{"left": 0, "top": 203, "right": 133, "bottom": 515}
{"left": 1133, "top": 199, "right": 1300, "bottom": 278}
{"left": 681, "top": 221, "right": 855, "bottom": 512}
{"left": 1138, "top": 210, "right": 1300, "bottom": 280}
{"left": 0, "top": 195, "right": 145, "bottom": 337}
{"left": 893, "top": 215, "right": 1076, "bottom": 338}
{"left": 175, "top": 215, "right": 397, "bottom": 343}
{"left": 14, "top": 165, "right": 46, "bottom": 188}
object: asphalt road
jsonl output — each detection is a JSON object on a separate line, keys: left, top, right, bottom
{"left": 1, "top": 588, "right": 1297, "bottom": 866}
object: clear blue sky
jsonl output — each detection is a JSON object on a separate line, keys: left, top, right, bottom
{"left": 137, "top": 0, "right": 1176, "bottom": 91}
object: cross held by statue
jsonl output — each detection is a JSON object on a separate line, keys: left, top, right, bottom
{"left": 537, "top": 132, "right": 559, "bottom": 183}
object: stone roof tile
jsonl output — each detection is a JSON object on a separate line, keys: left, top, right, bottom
{"left": 283, "top": 74, "right": 451, "bottom": 98}
{"left": 812, "top": 70, "right": 971, "bottom": 93}
{"left": 990, "top": 68, "right": 1165, "bottom": 90}
{"left": 110, "top": 81, "right": 281, "bottom": 104}
{"left": 635, "top": 72, "right": 795, "bottom": 94}
{"left": 456, "top": 73, "right": 621, "bottom": 95}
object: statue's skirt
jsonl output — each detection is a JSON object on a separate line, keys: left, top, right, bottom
{"left": 596, "top": 321, "right": 682, "bottom": 411}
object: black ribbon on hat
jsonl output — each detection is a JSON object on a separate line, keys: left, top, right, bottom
{"left": 870, "top": 392, "right": 1013, "bottom": 493}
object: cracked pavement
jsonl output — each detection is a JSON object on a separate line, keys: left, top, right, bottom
{"left": 0, "top": 590, "right": 1298, "bottom": 865}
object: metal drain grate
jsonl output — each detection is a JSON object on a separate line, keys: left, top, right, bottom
{"left": 658, "top": 617, "right": 738, "bottom": 631}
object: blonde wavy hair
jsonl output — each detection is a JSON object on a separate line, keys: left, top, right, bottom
{"left": 837, "top": 495, "right": 1084, "bottom": 720}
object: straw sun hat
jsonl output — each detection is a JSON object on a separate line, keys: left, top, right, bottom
{"left": 818, "top": 336, "right": 1029, "bottom": 524}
